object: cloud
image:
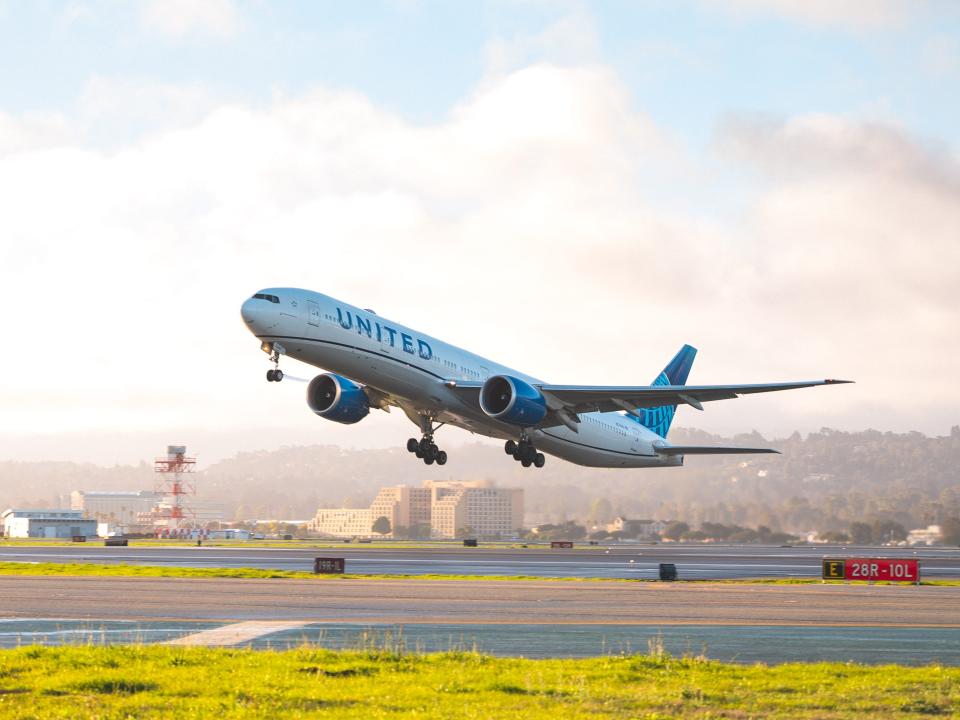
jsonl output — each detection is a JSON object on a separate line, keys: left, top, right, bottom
{"left": 141, "top": 0, "right": 239, "bottom": 40}
{"left": 0, "top": 111, "right": 72, "bottom": 156}
{"left": 718, "top": 113, "right": 960, "bottom": 188}
{"left": 0, "top": 64, "right": 675, "bottom": 437}
{"left": 714, "top": 114, "right": 960, "bottom": 419}
{"left": 0, "top": 63, "right": 956, "bottom": 453}
{"left": 711, "top": 0, "right": 925, "bottom": 30}
{"left": 484, "top": 11, "right": 601, "bottom": 74}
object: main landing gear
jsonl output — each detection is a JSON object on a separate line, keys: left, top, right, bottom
{"left": 265, "top": 345, "right": 283, "bottom": 382}
{"left": 505, "top": 436, "right": 545, "bottom": 469}
{"left": 406, "top": 418, "right": 447, "bottom": 466}
{"left": 407, "top": 435, "right": 447, "bottom": 465}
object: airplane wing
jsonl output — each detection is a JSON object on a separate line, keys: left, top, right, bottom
{"left": 536, "top": 379, "right": 852, "bottom": 415}
{"left": 445, "top": 378, "right": 851, "bottom": 432}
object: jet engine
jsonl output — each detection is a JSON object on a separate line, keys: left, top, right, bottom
{"left": 306, "top": 373, "right": 370, "bottom": 424}
{"left": 479, "top": 375, "right": 547, "bottom": 427}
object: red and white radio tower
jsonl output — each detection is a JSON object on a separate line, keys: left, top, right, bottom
{"left": 153, "top": 445, "right": 197, "bottom": 533}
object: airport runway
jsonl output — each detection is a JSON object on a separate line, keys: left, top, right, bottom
{"left": 2, "top": 543, "right": 958, "bottom": 579}
{"left": 2, "top": 576, "right": 959, "bottom": 664}
{"left": 2, "top": 575, "right": 958, "bottom": 625}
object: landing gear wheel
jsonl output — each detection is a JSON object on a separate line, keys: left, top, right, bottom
{"left": 266, "top": 369, "right": 275, "bottom": 382}
{"left": 273, "top": 369, "right": 283, "bottom": 382}
{"left": 408, "top": 416, "right": 449, "bottom": 466}
{"left": 510, "top": 436, "right": 542, "bottom": 468}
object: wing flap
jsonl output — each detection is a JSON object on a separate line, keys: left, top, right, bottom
{"left": 655, "top": 446, "right": 780, "bottom": 455}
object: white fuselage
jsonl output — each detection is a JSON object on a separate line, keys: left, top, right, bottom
{"left": 241, "top": 288, "right": 682, "bottom": 469}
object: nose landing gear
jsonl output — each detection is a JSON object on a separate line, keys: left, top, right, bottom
{"left": 505, "top": 436, "right": 545, "bottom": 468}
{"left": 264, "top": 343, "right": 284, "bottom": 382}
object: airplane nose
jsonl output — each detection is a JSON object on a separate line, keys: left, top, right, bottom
{"left": 241, "top": 298, "right": 258, "bottom": 326}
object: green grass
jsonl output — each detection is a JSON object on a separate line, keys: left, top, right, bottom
{"left": 0, "top": 561, "right": 630, "bottom": 582}
{"left": 2, "top": 561, "right": 959, "bottom": 586}
{"left": 0, "top": 645, "right": 956, "bottom": 718}
{"left": 0, "top": 538, "right": 553, "bottom": 550}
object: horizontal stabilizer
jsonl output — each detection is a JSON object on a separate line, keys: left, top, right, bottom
{"left": 655, "top": 446, "right": 780, "bottom": 455}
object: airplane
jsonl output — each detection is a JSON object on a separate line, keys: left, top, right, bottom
{"left": 241, "top": 288, "right": 850, "bottom": 470}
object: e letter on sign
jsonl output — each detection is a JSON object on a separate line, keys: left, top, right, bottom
{"left": 822, "top": 558, "right": 920, "bottom": 583}
{"left": 822, "top": 558, "right": 845, "bottom": 579}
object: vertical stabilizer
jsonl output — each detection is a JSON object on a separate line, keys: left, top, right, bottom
{"left": 632, "top": 344, "right": 697, "bottom": 437}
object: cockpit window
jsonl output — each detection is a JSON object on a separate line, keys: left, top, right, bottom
{"left": 252, "top": 293, "right": 280, "bottom": 303}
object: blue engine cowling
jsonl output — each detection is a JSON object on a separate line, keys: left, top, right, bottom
{"left": 306, "top": 373, "right": 370, "bottom": 424}
{"left": 479, "top": 375, "right": 547, "bottom": 427}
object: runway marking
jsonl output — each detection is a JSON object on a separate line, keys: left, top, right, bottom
{"left": 164, "top": 620, "right": 311, "bottom": 647}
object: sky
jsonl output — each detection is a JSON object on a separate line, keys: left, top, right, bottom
{"left": 1, "top": 0, "right": 958, "bottom": 464}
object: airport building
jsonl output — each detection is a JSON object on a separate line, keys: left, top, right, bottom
{"left": 71, "top": 490, "right": 158, "bottom": 525}
{"left": 428, "top": 481, "right": 523, "bottom": 539}
{"left": 2, "top": 509, "right": 97, "bottom": 539}
{"left": 369, "top": 485, "right": 432, "bottom": 536}
{"left": 71, "top": 490, "right": 225, "bottom": 530}
{"left": 308, "top": 508, "right": 374, "bottom": 538}
{"left": 309, "top": 480, "right": 523, "bottom": 540}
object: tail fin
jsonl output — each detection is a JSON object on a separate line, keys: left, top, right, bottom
{"left": 634, "top": 344, "right": 697, "bottom": 437}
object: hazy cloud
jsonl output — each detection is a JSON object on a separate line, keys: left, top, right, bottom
{"left": 484, "top": 11, "right": 601, "bottom": 74}
{"left": 141, "top": 0, "right": 239, "bottom": 40}
{"left": 713, "top": 0, "right": 925, "bottom": 30}
{"left": 715, "top": 114, "right": 960, "bottom": 420}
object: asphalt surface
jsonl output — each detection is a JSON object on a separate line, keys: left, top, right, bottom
{"left": 3, "top": 617, "right": 958, "bottom": 665}
{"left": 2, "top": 576, "right": 958, "bottom": 625}
{"left": 3, "top": 543, "right": 958, "bottom": 579}
{"left": 245, "top": 623, "right": 960, "bottom": 665}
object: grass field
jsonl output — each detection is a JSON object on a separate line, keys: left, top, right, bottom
{"left": 0, "top": 538, "right": 551, "bottom": 550}
{"left": 1, "top": 561, "right": 958, "bottom": 586}
{"left": 0, "top": 561, "right": 622, "bottom": 582}
{"left": 0, "top": 645, "right": 956, "bottom": 719}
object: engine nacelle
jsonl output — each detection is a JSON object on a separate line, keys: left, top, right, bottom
{"left": 479, "top": 375, "right": 547, "bottom": 427}
{"left": 306, "top": 373, "right": 370, "bottom": 424}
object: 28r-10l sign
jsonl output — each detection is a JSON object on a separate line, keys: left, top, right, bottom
{"left": 822, "top": 558, "right": 920, "bottom": 583}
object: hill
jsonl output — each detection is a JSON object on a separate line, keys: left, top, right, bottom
{"left": 2, "top": 427, "right": 959, "bottom": 533}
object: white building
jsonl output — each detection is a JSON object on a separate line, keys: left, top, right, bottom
{"left": 606, "top": 517, "right": 668, "bottom": 539}
{"left": 907, "top": 525, "right": 942, "bottom": 546}
{"left": 308, "top": 508, "right": 373, "bottom": 538}
{"left": 424, "top": 480, "right": 523, "bottom": 540}
{"left": 309, "top": 480, "right": 523, "bottom": 540}
{"left": 208, "top": 528, "right": 254, "bottom": 540}
{"left": 71, "top": 490, "right": 158, "bottom": 525}
{"left": 2, "top": 509, "right": 97, "bottom": 539}
{"left": 369, "top": 485, "right": 432, "bottom": 536}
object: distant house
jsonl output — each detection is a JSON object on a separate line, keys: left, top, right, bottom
{"left": 2, "top": 509, "right": 97, "bottom": 539}
{"left": 207, "top": 528, "right": 254, "bottom": 540}
{"left": 907, "top": 525, "right": 942, "bottom": 546}
{"left": 606, "top": 517, "right": 667, "bottom": 539}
